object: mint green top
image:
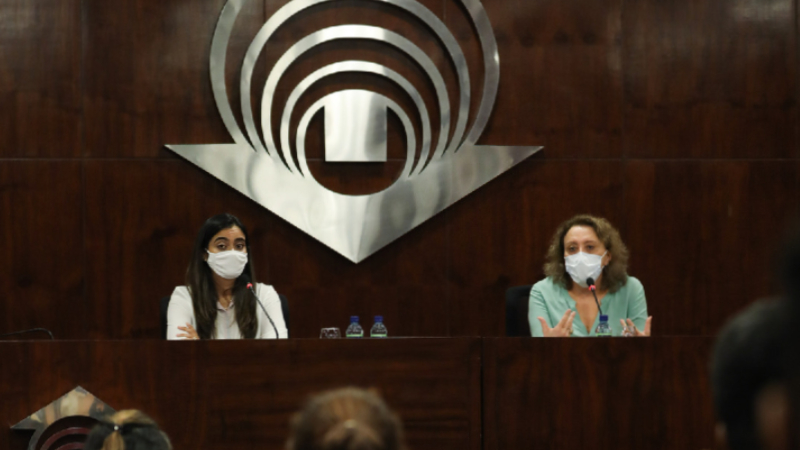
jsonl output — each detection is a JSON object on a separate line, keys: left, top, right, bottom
{"left": 528, "top": 276, "right": 648, "bottom": 337}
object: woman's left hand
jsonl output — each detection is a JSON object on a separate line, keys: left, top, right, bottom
{"left": 620, "top": 316, "right": 653, "bottom": 337}
{"left": 177, "top": 323, "right": 199, "bottom": 340}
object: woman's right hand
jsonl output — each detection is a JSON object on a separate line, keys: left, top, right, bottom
{"left": 177, "top": 323, "right": 199, "bottom": 340}
{"left": 537, "top": 310, "right": 576, "bottom": 337}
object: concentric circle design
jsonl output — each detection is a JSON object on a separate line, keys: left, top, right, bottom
{"left": 209, "top": 0, "right": 502, "bottom": 194}
{"left": 280, "top": 61, "right": 437, "bottom": 177}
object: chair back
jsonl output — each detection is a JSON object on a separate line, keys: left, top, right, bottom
{"left": 279, "top": 294, "right": 289, "bottom": 338}
{"left": 505, "top": 285, "right": 533, "bottom": 337}
{"left": 160, "top": 296, "right": 171, "bottom": 339}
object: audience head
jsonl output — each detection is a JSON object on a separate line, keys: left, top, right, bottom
{"left": 287, "top": 387, "right": 406, "bottom": 450}
{"left": 544, "top": 214, "right": 629, "bottom": 292}
{"left": 711, "top": 300, "right": 790, "bottom": 450}
{"left": 84, "top": 410, "right": 172, "bottom": 450}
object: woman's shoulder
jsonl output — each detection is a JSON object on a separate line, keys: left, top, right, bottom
{"left": 170, "top": 286, "right": 191, "bottom": 301}
{"left": 532, "top": 277, "right": 562, "bottom": 292}
{"left": 168, "top": 286, "right": 193, "bottom": 311}
{"left": 255, "top": 282, "right": 278, "bottom": 297}
{"left": 621, "top": 276, "right": 644, "bottom": 291}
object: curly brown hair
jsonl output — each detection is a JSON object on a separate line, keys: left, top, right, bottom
{"left": 544, "top": 215, "right": 630, "bottom": 293}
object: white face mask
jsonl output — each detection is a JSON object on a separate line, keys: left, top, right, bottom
{"left": 564, "top": 251, "right": 607, "bottom": 287}
{"left": 206, "top": 250, "right": 248, "bottom": 280}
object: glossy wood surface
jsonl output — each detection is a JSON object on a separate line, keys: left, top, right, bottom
{"left": 0, "top": 339, "right": 482, "bottom": 450}
{"left": 0, "top": 0, "right": 798, "bottom": 339}
{"left": 483, "top": 337, "right": 716, "bottom": 450}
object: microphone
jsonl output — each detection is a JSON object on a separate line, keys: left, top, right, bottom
{"left": 0, "top": 328, "right": 55, "bottom": 340}
{"left": 245, "top": 278, "right": 279, "bottom": 339}
{"left": 586, "top": 277, "right": 602, "bottom": 315}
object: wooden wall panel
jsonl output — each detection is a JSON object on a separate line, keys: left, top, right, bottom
{"left": 0, "top": 162, "right": 83, "bottom": 339}
{"left": 0, "top": 0, "right": 81, "bottom": 157}
{"left": 266, "top": 192, "right": 450, "bottom": 338}
{"left": 477, "top": 0, "right": 624, "bottom": 158}
{"left": 0, "top": 339, "right": 482, "bottom": 450}
{"left": 0, "top": 0, "right": 798, "bottom": 340}
{"left": 622, "top": 0, "right": 797, "bottom": 158}
{"left": 623, "top": 161, "right": 800, "bottom": 335}
{"left": 82, "top": 0, "right": 266, "bottom": 158}
{"left": 483, "top": 337, "right": 716, "bottom": 450}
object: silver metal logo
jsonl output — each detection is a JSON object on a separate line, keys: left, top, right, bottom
{"left": 167, "top": 0, "right": 541, "bottom": 263}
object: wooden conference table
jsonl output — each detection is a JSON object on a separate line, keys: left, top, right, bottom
{"left": 0, "top": 338, "right": 715, "bottom": 450}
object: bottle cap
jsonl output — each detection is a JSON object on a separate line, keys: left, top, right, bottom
{"left": 375, "top": 316, "right": 383, "bottom": 322}
{"left": 350, "top": 316, "right": 359, "bottom": 322}
{"left": 599, "top": 315, "right": 609, "bottom": 322}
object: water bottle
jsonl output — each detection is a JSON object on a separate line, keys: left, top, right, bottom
{"left": 345, "top": 316, "right": 363, "bottom": 338}
{"left": 370, "top": 316, "right": 388, "bottom": 338}
{"left": 595, "top": 315, "right": 612, "bottom": 337}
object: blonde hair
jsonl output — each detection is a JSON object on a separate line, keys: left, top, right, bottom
{"left": 287, "top": 387, "right": 406, "bottom": 450}
{"left": 85, "top": 410, "right": 171, "bottom": 450}
{"left": 544, "top": 214, "right": 630, "bottom": 292}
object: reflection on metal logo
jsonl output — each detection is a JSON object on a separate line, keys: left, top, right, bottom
{"left": 167, "top": 0, "right": 541, "bottom": 263}
{"left": 12, "top": 386, "right": 114, "bottom": 450}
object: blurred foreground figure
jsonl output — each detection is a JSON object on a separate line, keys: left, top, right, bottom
{"left": 287, "top": 387, "right": 406, "bottom": 450}
{"left": 782, "top": 224, "right": 800, "bottom": 450}
{"left": 711, "top": 300, "right": 790, "bottom": 450}
{"left": 84, "top": 410, "right": 172, "bottom": 450}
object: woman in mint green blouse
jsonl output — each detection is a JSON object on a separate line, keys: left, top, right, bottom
{"left": 528, "top": 215, "right": 653, "bottom": 337}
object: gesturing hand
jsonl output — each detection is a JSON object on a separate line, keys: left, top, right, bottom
{"left": 177, "top": 323, "right": 199, "bottom": 340}
{"left": 537, "top": 310, "right": 576, "bottom": 337}
{"left": 620, "top": 317, "right": 653, "bottom": 337}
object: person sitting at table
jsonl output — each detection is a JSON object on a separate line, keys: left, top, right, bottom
{"left": 528, "top": 214, "right": 652, "bottom": 337}
{"left": 167, "top": 213, "right": 287, "bottom": 340}
{"left": 286, "top": 387, "right": 406, "bottom": 450}
{"left": 84, "top": 409, "right": 172, "bottom": 450}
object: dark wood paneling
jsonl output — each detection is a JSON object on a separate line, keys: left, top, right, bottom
{"left": 622, "top": 0, "right": 797, "bottom": 158}
{"left": 0, "top": 0, "right": 798, "bottom": 343}
{"left": 82, "top": 0, "right": 265, "bottom": 158}
{"left": 446, "top": 159, "right": 625, "bottom": 336}
{"left": 623, "top": 161, "right": 800, "bottom": 336}
{"left": 0, "top": 0, "right": 81, "bottom": 157}
{"left": 0, "top": 339, "right": 482, "bottom": 450}
{"left": 476, "top": 0, "right": 624, "bottom": 158}
{"left": 0, "top": 162, "right": 83, "bottom": 339}
{"left": 82, "top": 160, "right": 279, "bottom": 339}
{"left": 266, "top": 194, "right": 450, "bottom": 339}
{"left": 483, "top": 337, "right": 716, "bottom": 450}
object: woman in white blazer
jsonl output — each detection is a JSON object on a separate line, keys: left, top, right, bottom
{"left": 167, "top": 213, "right": 287, "bottom": 340}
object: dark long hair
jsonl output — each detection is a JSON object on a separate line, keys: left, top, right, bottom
{"left": 186, "top": 213, "right": 258, "bottom": 339}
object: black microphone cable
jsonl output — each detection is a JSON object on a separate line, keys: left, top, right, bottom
{"left": 586, "top": 277, "right": 602, "bottom": 315}
{"left": 244, "top": 278, "right": 279, "bottom": 339}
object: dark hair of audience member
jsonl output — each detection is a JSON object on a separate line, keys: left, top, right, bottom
{"left": 780, "top": 219, "right": 800, "bottom": 448}
{"left": 711, "top": 300, "right": 791, "bottom": 450}
{"left": 287, "top": 387, "right": 406, "bottom": 450}
{"left": 84, "top": 410, "right": 172, "bottom": 450}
